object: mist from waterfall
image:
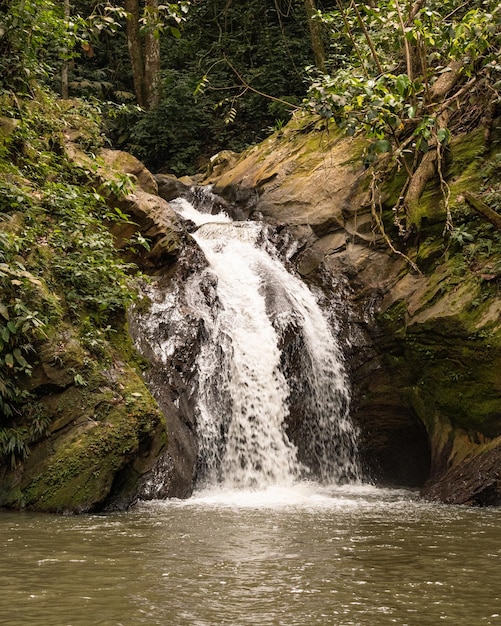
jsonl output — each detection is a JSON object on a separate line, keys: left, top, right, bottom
{"left": 135, "top": 191, "right": 361, "bottom": 494}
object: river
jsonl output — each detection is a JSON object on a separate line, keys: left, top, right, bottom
{"left": 1, "top": 483, "right": 500, "bottom": 625}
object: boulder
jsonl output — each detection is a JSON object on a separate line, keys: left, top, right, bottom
{"left": 0, "top": 326, "right": 167, "bottom": 514}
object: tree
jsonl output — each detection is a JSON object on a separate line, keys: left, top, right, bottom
{"left": 122, "top": 0, "right": 187, "bottom": 109}
{"left": 306, "top": 0, "right": 501, "bottom": 232}
{"left": 303, "top": 0, "right": 326, "bottom": 71}
{"left": 123, "top": 0, "right": 160, "bottom": 108}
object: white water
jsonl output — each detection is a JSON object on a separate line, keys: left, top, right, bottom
{"left": 142, "top": 194, "right": 361, "bottom": 493}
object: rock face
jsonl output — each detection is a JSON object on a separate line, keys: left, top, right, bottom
{"left": 0, "top": 321, "right": 167, "bottom": 514}
{"left": 0, "top": 144, "right": 188, "bottom": 513}
{"left": 5, "top": 113, "right": 498, "bottom": 511}
{"left": 200, "top": 112, "right": 501, "bottom": 503}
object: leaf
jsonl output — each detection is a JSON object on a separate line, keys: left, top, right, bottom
{"left": 74, "top": 373, "right": 87, "bottom": 387}
{"left": 170, "top": 26, "right": 181, "bottom": 39}
{"left": 5, "top": 353, "right": 14, "bottom": 368}
{"left": 0, "top": 304, "right": 9, "bottom": 320}
{"left": 407, "top": 105, "right": 416, "bottom": 119}
{"left": 396, "top": 74, "right": 411, "bottom": 97}
{"left": 13, "top": 348, "right": 29, "bottom": 369}
{"left": 374, "top": 139, "right": 392, "bottom": 153}
{"left": 437, "top": 127, "right": 451, "bottom": 145}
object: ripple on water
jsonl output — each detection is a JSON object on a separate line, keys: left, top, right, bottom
{"left": 1, "top": 485, "right": 500, "bottom": 625}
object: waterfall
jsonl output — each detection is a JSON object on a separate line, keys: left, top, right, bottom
{"left": 134, "top": 191, "right": 361, "bottom": 492}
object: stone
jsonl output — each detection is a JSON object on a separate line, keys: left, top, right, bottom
{"left": 100, "top": 149, "right": 158, "bottom": 194}
{"left": 198, "top": 114, "right": 501, "bottom": 504}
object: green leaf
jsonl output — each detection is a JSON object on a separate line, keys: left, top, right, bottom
{"left": 13, "top": 348, "right": 29, "bottom": 369}
{"left": 5, "top": 353, "right": 14, "bottom": 368}
{"left": 0, "top": 304, "right": 9, "bottom": 320}
{"left": 396, "top": 74, "right": 411, "bottom": 97}
{"left": 374, "top": 139, "right": 392, "bottom": 153}
{"left": 74, "top": 373, "right": 87, "bottom": 387}
{"left": 437, "top": 127, "right": 451, "bottom": 145}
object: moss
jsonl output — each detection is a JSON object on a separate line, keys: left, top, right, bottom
{"left": 378, "top": 299, "right": 409, "bottom": 338}
{"left": 18, "top": 365, "right": 164, "bottom": 513}
{"left": 381, "top": 306, "right": 501, "bottom": 441}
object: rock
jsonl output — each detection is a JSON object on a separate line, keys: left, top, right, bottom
{"left": 422, "top": 437, "right": 501, "bottom": 505}
{"left": 64, "top": 142, "right": 185, "bottom": 267}
{"left": 207, "top": 150, "right": 239, "bottom": 177}
{"left": 111, "top": 190, "right": 185, "bottom": 269}
{"left": 100, "top": 149, "right": 158, "bottom": 194}
{"left": 199, "top": 114, "right": 501, "bottom": 503}
{"left": 205, "top": 119, "right": 367, "bottom": 231}
{"left": 0, "top": 116, "right": 19, "bottom": 146}
{"left": 0, "top": 328, "right": 166, "bottom": 514}
{"left": 155, "top": 173, "right": 192, "bottom": 201}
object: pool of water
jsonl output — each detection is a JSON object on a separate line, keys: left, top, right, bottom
{"left": 1, "top": 484, "right": 500, "bottom": 625}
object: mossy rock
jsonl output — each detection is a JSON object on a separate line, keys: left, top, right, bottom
{"left": 2, "top": 364, "right": 165, "bottom": 514}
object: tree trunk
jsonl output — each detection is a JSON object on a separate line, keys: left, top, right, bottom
{"left": 144, "top": 0, "right": 161, "bottom": 109}
{"left": 304, "top": 0, "right": 326, "bottom": 72}
{"left": 125, "top": 0, "right": 146, "bottom": 108}
{"left": 61, "top": 0, "right": 70, "bottom": 99}
{"left": 403, "top": 60, "right": 464, "bottom": 228}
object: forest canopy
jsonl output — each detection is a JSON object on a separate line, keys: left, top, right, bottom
{"left": 1, "top": 1, "right": 499, "bottom": 182}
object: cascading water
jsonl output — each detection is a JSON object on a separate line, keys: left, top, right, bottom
{"left": 133, "top": 189, "right": 361, "bottom": 493}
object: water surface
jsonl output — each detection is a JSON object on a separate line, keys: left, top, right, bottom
{"left": 1, "top": 484, "right": 500, "bottom": 625}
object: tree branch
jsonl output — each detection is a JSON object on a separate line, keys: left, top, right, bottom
{"left": 223, "top": 56, "right": 301, "bottom": 110}
{"left": 464, "top": 192, "right": 501, "bottom": 232}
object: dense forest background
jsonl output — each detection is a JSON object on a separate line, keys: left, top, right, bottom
{"left": 0, "top": 0, "right": 500, "bottom": 468}
{"left": 1, "top": 0, "right": 329, "bottom": 174}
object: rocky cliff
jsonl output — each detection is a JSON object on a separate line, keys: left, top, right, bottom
{"left": 2, "top": 102, "right": 499, "bottom": 511}
{"left": 197, "top": 112, "right": 501, "bottom": 505}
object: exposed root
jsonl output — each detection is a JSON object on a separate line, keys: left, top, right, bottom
{"left": 463, "top": 192, "right": 501, "bottom": 232}
{"left": 370, "top": 172, "right": 422, "bottom": 275}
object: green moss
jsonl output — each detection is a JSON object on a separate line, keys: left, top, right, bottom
{"left": 19, "top": 366, "right": 164, "bottom": 513}
{"left": 381, "top": 306, "right": 501, "bottom": 441}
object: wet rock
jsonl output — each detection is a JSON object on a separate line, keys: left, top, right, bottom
{"left": 422, "top": 439, "right": 501, "bottom": 506}
{"left": 155, "top": 173, "right": 192, "bottom": 201}
{"left": 201, "top": 116, "right": 501, "bottom": 503}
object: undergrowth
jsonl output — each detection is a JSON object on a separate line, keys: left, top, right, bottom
{"left": 0, "top": 89, "right": 139, "bottom": 466}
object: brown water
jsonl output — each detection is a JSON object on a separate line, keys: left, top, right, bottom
{"left": 1, "top": 484, "right": 500, "bottom": 626}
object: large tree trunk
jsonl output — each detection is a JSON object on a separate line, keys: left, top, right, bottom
{"left": 304, "top": 0, "right": 326, "bottom": 72}
{"left": 144, "top": 0, "right": 161, "bottom": 109}
{"left": 125, "top": 0, "right": 146, "bottom": 108}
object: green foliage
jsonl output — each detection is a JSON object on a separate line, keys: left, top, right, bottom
{"left": 306, "top": 0, "right": 501, "bottom": 158}
{"left": 0, "top": 0, "right": 84, "bottom": 93}
{"left": 448, "top": 151, "right": 501, "bottom": 277}
{"left": 0, "top": 92, "right": 140, "bottom": 466}
{"left": 71, "top": 0, "right": 314, "bottom": 173}
{"left": 43, "top": 181, "right": 136, "bottom": 317}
